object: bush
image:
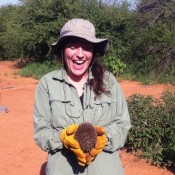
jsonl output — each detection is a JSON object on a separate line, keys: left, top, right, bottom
{"left": 126, "top": 91, "right": 175, "bottom": 167}
{"left": 20, "top": 59, "right": 61, "bottom": 79}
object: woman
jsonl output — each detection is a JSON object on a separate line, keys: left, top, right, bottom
{"left": 34, "top": 18, "right": 131, "bottom": 175}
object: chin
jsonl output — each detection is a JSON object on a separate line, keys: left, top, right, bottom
{"left": 72, "top": 70, "right": 87, "bottom": 77}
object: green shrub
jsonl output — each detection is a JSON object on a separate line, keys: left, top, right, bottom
{"left": 101, "top": 53, "right": 126, "bottom": 76}
{"left": 20, "top": 59, "right": 61, "bottom": 79}
{"left": 126, "top": 91, "right": 175, "bottom": 167}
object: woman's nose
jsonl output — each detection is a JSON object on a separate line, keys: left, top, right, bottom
{"left": 76, "top": 47, "right": 84, "bottom": 58}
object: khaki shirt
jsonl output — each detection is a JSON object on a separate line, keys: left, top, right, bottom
{"left": 34, "top": 67, "right": 131, "bottom": 175}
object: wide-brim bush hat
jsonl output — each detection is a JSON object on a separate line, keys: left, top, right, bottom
{"left": 50, "top": 18, "right": 108, "bottom": 56}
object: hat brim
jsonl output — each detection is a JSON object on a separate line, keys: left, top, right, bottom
{"left": 50, "top": 33, "right": 108, "bottom": 56}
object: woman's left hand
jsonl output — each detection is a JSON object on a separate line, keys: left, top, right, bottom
{"left": 86, "top": 126, "right": 107, "bottom": 164}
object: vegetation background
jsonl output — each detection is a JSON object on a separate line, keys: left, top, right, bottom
{"left": 0, "top": 0, "right": 174, "bottom": 169}
{"left": 1, "top": 0, "right": 175, "bottom": 84}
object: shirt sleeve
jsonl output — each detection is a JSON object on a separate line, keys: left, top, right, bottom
{"left": 103, "top": 74, "right": 131, "bottom": 152}
{"left": 33, "top": 77, "right": 63, "bottom": 152}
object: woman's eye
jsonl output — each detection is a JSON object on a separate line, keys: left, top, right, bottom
{"left": 67, "top": 43, "right": 93, "bottom": 51}
{"left": 70, "top": 46, "right": 76, "bottom": 49}
{"left": 83, "top": 45, "right": 93, "bottom": 51}
{"left": 68, "top": 44, "right": 78, "bottom": 50}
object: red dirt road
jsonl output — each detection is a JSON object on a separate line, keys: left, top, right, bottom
{"left": 0, "top": 61, "right": 174, "bottom": 175}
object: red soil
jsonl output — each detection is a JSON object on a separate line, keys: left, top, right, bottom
{"left": 0, "top": 61, "right": 174, "bottom": 175}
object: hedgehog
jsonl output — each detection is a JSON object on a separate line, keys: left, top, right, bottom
{"left": 74, "top": 122, "right": 97, "bottom": 153}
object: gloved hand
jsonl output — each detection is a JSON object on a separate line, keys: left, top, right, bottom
{"left": 61, "top": 124, "right": 86, "bottom": 166}
{"left": 86, "top": 126, "right": 107, "bottom": 164}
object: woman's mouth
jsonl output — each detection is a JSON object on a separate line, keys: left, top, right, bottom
{"left": 73, "top": 60, "right": 85, "bottom": 65}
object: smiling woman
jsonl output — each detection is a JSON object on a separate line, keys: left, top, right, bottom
{"left": 33, "top": 18, "right": 131, "bottom": 175}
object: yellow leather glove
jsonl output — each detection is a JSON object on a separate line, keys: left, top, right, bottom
{"left": 61, "top": 124, "right": 86, "bottom": 166}
{"left": 86, "top": 126, "right": 107, "bottom": 164}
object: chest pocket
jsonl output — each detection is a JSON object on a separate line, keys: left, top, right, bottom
{"left": 50, "top": 99, "right": 72, "bottom": 128}
{"left": 48, "top": 82, "right": 74, "bottom": 128}
{"left": 49, "top": 94, "right": 83, "bottom": 128}
{"left": 90, "top": 94, "right": 114, "bottom": 126}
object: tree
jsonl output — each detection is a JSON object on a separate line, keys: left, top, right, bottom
{"left": 127, "top": 0, "right": 175, "bottom": 80}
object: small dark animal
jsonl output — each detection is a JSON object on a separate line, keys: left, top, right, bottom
{"left": 74, "top": 122, "right": 97, "bottom": 153}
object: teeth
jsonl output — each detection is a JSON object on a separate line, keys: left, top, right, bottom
{"left": 74, "top": 60, "right": 85, "bottom": 64}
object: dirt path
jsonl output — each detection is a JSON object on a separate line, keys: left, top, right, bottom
{"left": 0, "top": 61, "right": 174, "bottom": 175}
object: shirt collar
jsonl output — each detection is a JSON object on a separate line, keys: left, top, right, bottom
{"left": 52, "top": 67, "right": 94, "bottom": 84}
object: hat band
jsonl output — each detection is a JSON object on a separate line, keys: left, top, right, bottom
{"left": 61, "top": 30, "right": 95, "bottom": 38}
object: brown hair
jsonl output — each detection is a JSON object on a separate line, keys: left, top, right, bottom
{"left": 90, "top": 59, "right": 110, "bottom": 99}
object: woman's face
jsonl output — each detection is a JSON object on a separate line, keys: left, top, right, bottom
{"left": 64, "top": 38, "right": 93, "bottom": 80}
